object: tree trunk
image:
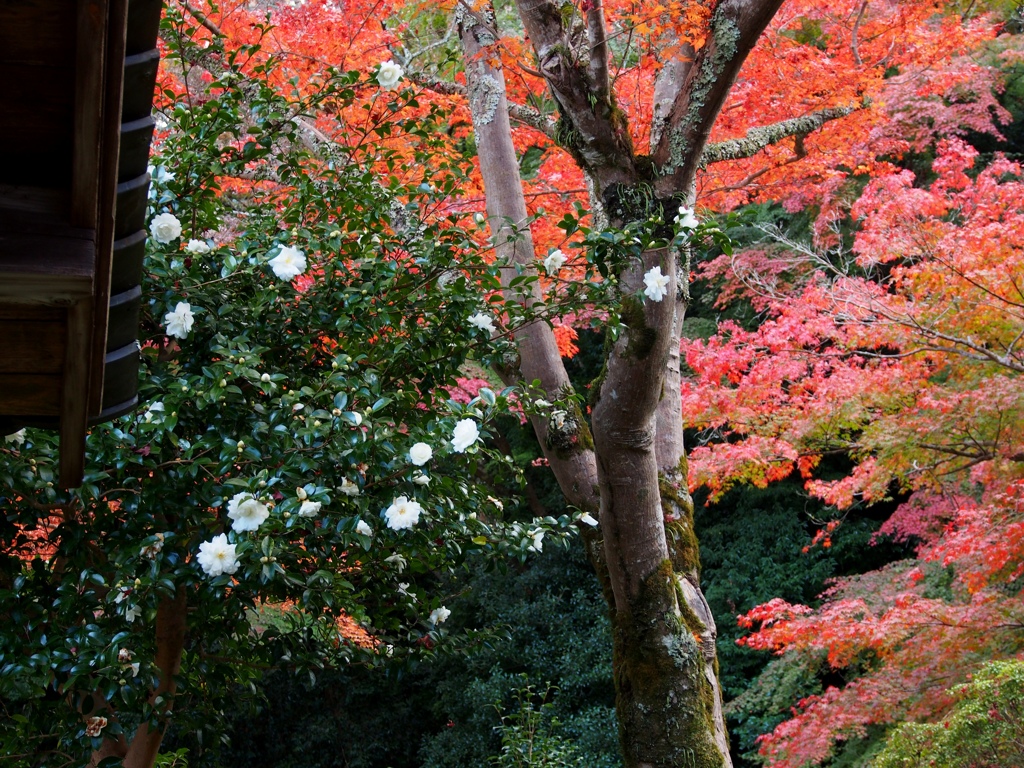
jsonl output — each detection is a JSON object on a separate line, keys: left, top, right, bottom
{"left": 125, "top": 587, "right": 188, "bottom": 768}
{"left": 458, "top": 0, "right": 791, "bottom": 764}
{"left": 457, "top": 3, "right": 730, "bottom": 766}
{"left": 456, "top": 2, "right": 600, "bottom": 514}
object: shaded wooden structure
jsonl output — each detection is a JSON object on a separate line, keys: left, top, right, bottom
{"left": 0, "top": 0, "right": 163, "bottom": 487}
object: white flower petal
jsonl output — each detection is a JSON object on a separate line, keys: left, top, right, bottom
{"left": 384, "top": 496, "right": 422, "bottom": 531}
{"left": 429, "top": 606, "right": 451, "bottom": 625}
{"left": 451, "top": 419, "right": 479, "bottom": 453}
{"left": 163, "top": 301, "right": 195, "bottom": 339}
{"left": 468, "top": 312, "right": 495, "bottom": 334}
{"left": 227, "top": 492, "right": 270, "bottom": 532}
{"left": 376, "top": 60, "right": 404, "bottom": 90}
{"left": 269, "top": 246, "right": 307, "bottom": 281}
{"left": 150, "top": 213, "right": 182, "bottom": 244}
{"left": 643, "top": 266, "right": 671, "bottom": 303}
{"left": 409, "top": 442, "right": 433, "bottom": 466}
{"left": 196, "top": 533, "right": 240, "bottom": 577}
{"left": 543, "top": 249, "right": 567, "bottom": 274}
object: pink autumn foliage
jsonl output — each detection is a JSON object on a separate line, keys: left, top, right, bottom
{"left": 738, "top": 482, "right": 1024, "bottom": 767}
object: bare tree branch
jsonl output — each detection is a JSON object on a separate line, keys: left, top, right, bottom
{"left": 181, "top": 0, "right": 224, "bottom": 37}
{"left": 406, "top": 70, "right": 557, "bottom": 139}
{"left": 586, "top": 0, "right": 612, "bottom": 104}
{"left": 851, "top": 0, "right": 868, "bottom": 66}
{"left": 701, "top": 104, "right": 857, "bottom": 165}
{"left": 652, "top": 0, "right": 785, "bottom": 196}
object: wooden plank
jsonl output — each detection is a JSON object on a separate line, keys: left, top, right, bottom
{"left": 59, "top": 299, "right": 92, "bottom": 488}
{"left": 0, "top": 207, "right": 90, "bottom": 238}
{"left": 71, "top": 0, "right": 109, "bottom": 228}
{"left": 0, "top": 228, "right": 95, "bottom": 303}
{"left": 0, "top": 0, "right": 77, "bottom": 66}
{"left": 0, "top": 306, "right": 63, "bottom": 322}
{"left": 0, "top": 184, "right": 71, "bottom": 218}
{"left": 0, "top": 320, "right": 66, "bottom": 373}
{"left": 89, "top": 0, "right": 129, "bottom": 416}
{"left": 0, "top": 374, "right": 62, "bottom": 415}
{"left": 0, "top": 63, "right": 74, "bottom": 153}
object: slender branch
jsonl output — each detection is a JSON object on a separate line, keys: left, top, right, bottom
{"left": 701, "top": 105, "right": 857, "bottom": 165}
{"left": 406, "top": 70, "right": 557, "bottom": 139}
{"left": 586, "top": 0, "right": 611, "bottom": 104}
{"left": 180, "top": 0, "right": 224, "bottom": 37}
{"left": 850, "top": 0, "right": 867, "bottom": 66}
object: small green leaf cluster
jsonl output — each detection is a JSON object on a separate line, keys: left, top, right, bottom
{"left": 873, "top": 659, "right": 1024, "bottom": 768}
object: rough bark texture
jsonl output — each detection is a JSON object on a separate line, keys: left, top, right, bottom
{"left": 125, "top": 587, "right": 188, "bottom": 768}
{"left": 457, "top": 2, "right": 601, "bottom": 514}
{"left": 463, "top": 1, "right": 797, "bottom": 765}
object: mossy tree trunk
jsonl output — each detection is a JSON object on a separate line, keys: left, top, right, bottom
{"left": 455, "top": 2, "right": 810, "bottom": 766}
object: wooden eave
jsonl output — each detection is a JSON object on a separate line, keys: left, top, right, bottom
{"left": 0, "top": 0, "right": 164, "bottom": 488}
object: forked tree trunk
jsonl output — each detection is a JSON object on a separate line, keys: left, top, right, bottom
{"left": 454, "top": 1, "right": 790, "bottom": 764}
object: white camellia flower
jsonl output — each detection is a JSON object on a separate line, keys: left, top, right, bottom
{"left": 148, "top": 164, "right": 175, "bottom": 184}
{"left": 163, "top": 301, "right": 195, "bottom": 339}
{"left": 150, "top": 212, "right": 182, "bottom": 244}
{"left": 384, "top": 496, "right": 422, "bottom": 530}
{"left": 4, "top": 429, "right": 26, "bottom": 446}
{"left": 385, "top": 553, "right": 408, "bottom": 572}
{"left": 675, "top": 205, "right": 699, "bottom": 230}
{"left": 429, "top": 606, "right": 451, "bottom": 625}
{"left": 468, "top": 312, "right": 495, "bottom": 334}
{"left": 643, "top": 266, "right": 671, "bottom": 302}
{"left": 298, "top": 500, "right": 322, "bottom": 518}
{"left": 451, "top": 418, "right": 480, "bottom": 453}
{"left": 196, "top": 533, "right": 240, "bottom": 577}
{"left": 376, "top": 60, "right": 404, "bottom": 90}
{"left": 227, "top": 492, "right": 270, "bottom": 532}
{"left": 339, "top": 477, "right": 360, "bottom": 496}
{"left": 409, "top": 442, "right": 432, "bottom": 466}
{"left": 143, "top": 402, "right": 165, "bottom": 422}
{"left": 269, "top": 245, "right": 307, "bottom": 281}
{"left": 412, "top": 473, "right": 430, "bottom": 486}
{"left": 579, "top": 512, "right": 599, "bottom": 527}
{"left": 543, "top": 249, "right": 567, "bottom": 274}
{"left": 528, "top": 529, "right": 545, "bottom": 553}
{"left": 356, "top": 519, "right": 373, "bottom": 536}
{"left": 124, "top": 605, "right": 141, "bottom": 623}
{"left": 185, "top": 238, "right": 211, "bottom": 254}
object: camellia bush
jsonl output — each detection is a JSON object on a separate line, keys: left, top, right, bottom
{"left": 0, "top": 16, "right": 578, "bottom": 768}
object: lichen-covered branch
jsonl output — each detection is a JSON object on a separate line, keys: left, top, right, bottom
{"left": 701, "top": 104, "right": 857, "bottom": 165}
{"left": 652, "top": 0, "right": 785, "bottom": 196}
{"left": 513, "top": 0, "right": 637, "bottom": 188}
{"left": 406, "top": 70, "right": 557, "bottom": 139}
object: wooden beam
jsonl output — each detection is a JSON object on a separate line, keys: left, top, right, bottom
{"left": 0, "top": 228, "right": 94, "bottom": 304}
{"left": 59, "top": 299, "right": 92, "bottom": 488}
{"left": 88, "top": 0, "right": 130, "bottom": 417}
{"left": 71, "top": 0, "right": 109, "bottom": 228}
{"left": 0, "top": 375, "right": 62, "bottom": 416}
{"left": 0, "top": 320, "right": 66, "bottom": 373}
